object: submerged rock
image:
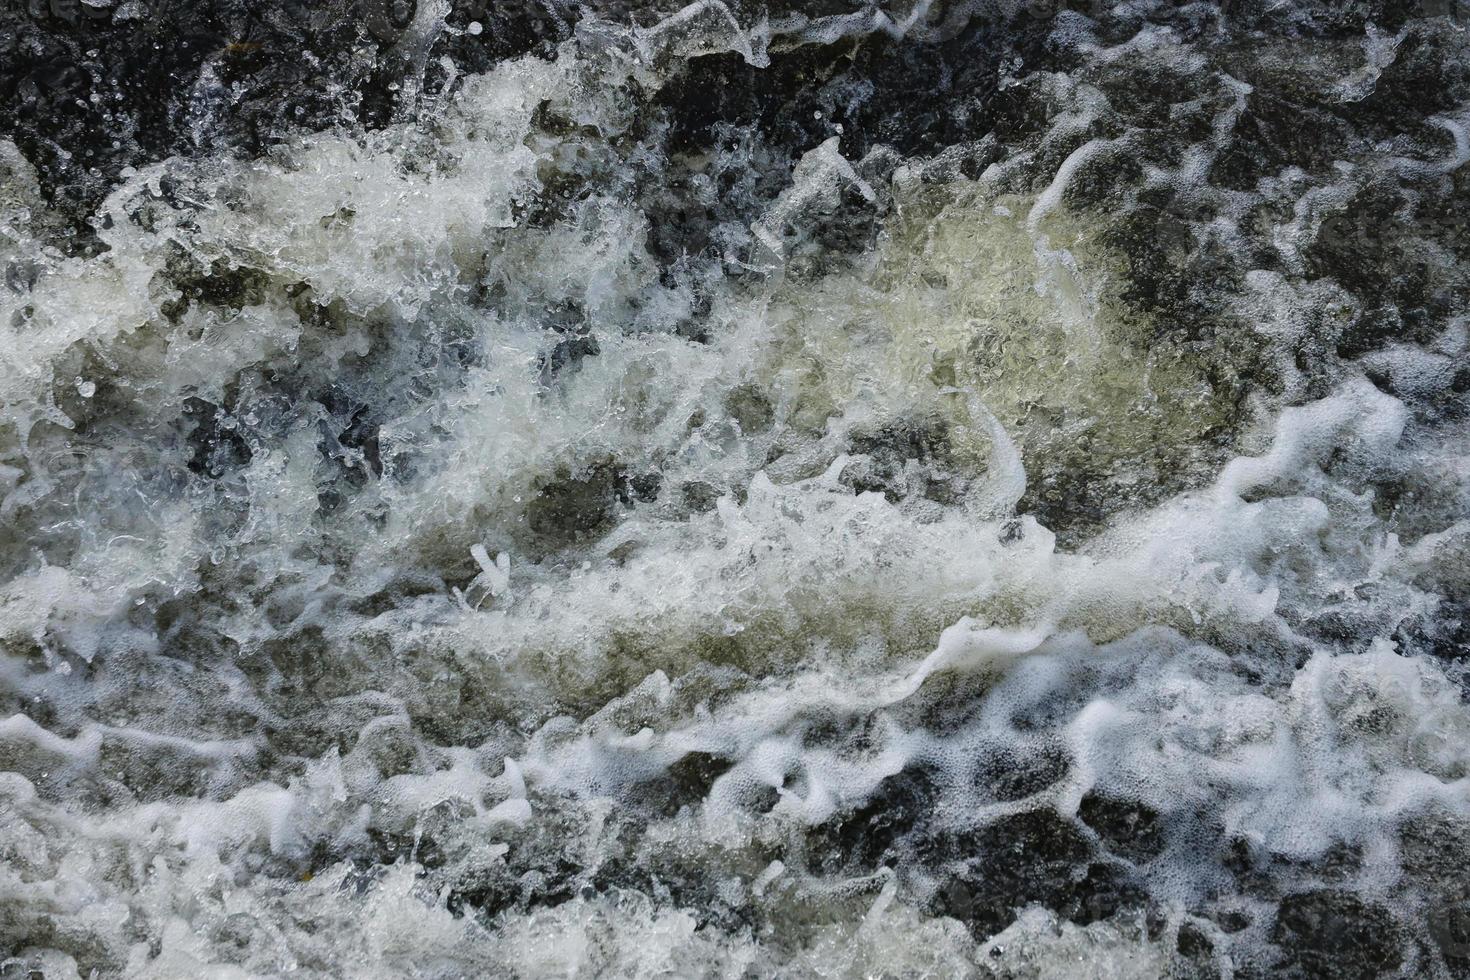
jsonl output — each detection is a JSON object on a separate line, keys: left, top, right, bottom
{"left": 1271, "top": 890, "right": 1404, "bottom": 980}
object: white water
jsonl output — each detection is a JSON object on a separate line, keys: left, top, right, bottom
{"left": 3, "top": 3, "right": 1470, "bottom": 977}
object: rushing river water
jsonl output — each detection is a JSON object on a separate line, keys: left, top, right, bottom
{"left": 3, "top": 1, "right": 1470, "bottom": 976}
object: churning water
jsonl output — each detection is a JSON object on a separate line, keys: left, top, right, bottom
{"left": 3, "top": 0, "right": 1470, "bottom": 976}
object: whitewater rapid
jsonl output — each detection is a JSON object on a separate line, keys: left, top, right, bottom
{"left": 3, "top": 1, "right": 1470, "bottom": 977}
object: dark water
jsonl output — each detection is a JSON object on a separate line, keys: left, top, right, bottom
{"left": 3, "top": 1, "right": 1470, "bottom": 976}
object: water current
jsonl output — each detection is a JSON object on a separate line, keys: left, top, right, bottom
{"left": 3, "top": 1, "right": 1470, "bottom": 976}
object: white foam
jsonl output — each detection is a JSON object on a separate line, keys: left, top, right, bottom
{"left": 3, "top": 6, "right": 1470, "bottom": 977}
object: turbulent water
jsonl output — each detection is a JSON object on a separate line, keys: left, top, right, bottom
{"left": 3, "top": 0, "right": 1470, "bottom": 976}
